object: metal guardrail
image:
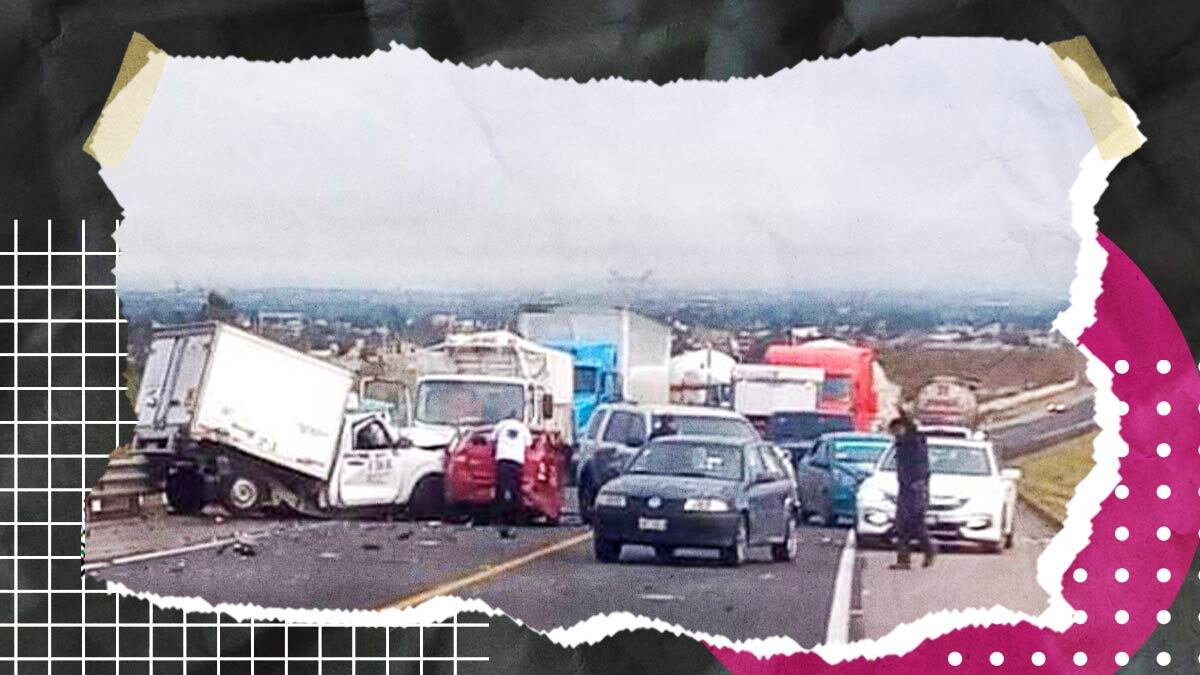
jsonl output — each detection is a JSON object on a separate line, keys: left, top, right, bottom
{"left": 86, "top": 455, "right": 165, "bottom": 520}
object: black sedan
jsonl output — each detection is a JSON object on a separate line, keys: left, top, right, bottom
{"left": 590, "top": 436, "right": 798, "bottom": 566}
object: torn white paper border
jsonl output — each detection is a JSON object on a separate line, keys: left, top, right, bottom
{"left": 86, "top": 34, "right": 1142, "bottom": 663}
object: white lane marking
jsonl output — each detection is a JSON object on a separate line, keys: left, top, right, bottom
{"left": 825, "top": 528, "right": 857, "bottom": 645}
{"left": 82, "top": 520, "right": 338, "bottom": 572}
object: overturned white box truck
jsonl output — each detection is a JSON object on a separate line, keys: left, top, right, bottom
{"left": 131, "top": 322, "right": 445, "bottom": 517}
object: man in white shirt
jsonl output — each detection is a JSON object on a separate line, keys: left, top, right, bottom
{"left": 492, "top": 414, "right": 532, "bottom": 538}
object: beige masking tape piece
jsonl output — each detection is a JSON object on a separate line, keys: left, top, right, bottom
{"left": 1047, "top": 36, "right": 1143, "bottom": 161}
{"left": 84, "top": 33, "right": 167, "bottom": 169}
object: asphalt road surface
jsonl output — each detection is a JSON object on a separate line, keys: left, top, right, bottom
{"left": 854, "top": 500, "right": 1058, "bottom": 640}
{"left": 86, "top": 392, "right": 1093, "bottom": 643}
{"left": 463, "top": 527, "right": 847, "bottom": 643}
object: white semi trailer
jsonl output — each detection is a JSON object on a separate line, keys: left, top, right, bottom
{"left": 516, "top": 306, "right": 672, "bottom": 405}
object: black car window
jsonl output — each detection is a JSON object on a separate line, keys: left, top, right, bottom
{"left": 603, "top": 411, "right": 645, "bottom": 445}
{"left": 627, "top": 414, "right": 647, "bottom": 444}
{"left": 758, "top": 445, "right": 786, "bottom": 481}
{"left": 810, "top": 441, "right": 830, "bottom": 468}
{"left": 744, "top": 444, "right": 767, "bottom": 481}
{"left": 354, "top": 421, "right": 392, "bottom": 450}
{"left": 584, "top": 408, "right": 608, "bottom": 440}
{"left": 602, "top": 411, "right": 630, "bottom": 442}
{"left": 625, "top": 441, "right": 744, "bottom": 481}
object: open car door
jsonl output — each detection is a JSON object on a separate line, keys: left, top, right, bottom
{"left": 331, "top": 417, "right": 404, "bottom": 507}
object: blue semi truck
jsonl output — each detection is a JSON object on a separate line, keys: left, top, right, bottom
{"left": 541, "top": 340, "right": 621, "bottom": 442}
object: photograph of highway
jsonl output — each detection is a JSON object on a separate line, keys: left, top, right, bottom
{"left": 86, "top": 36, "right": 1102, "bottom": 645}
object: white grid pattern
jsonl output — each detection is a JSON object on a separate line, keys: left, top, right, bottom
{"left": 7, "top": 220, "right": 491, "bottom": 672}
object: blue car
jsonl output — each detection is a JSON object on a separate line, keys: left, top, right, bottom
{"left": 795, "top": 432, "right": 892, "bottom": 526}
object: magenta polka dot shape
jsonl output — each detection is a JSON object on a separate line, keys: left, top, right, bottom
{"left": 708, "top": 236, "right": 1197, "bottom": 672}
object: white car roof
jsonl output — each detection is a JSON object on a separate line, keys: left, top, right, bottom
{"left": 598, "top": 402, "right": 748, "bottom": 419}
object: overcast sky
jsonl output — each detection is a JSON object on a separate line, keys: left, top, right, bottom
{"left": 103, "top": 37, "right": 1094, "bottom": 296}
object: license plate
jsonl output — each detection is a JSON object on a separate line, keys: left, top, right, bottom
{"left": 638, "top": 518, "right": 668, "bottom": 531}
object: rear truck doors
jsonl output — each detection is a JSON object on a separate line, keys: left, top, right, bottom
{"left": 138, "top": 330, "right": 213, "bottom": 432}
{"left": 330, "top": 416, "right": 408, "bottom": 508}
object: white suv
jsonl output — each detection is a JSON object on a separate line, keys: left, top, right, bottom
{"left": 574, "top": 402, "right": 759, "bottom": 522}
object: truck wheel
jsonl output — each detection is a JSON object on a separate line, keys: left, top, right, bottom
{"left": 219, "top": 474, "right": 266, "bottom": 515}
{"left": 165, "top": 469, "right": 207, "bottom": 515}
{"left": 408, "top": 475, "right": 445, "bottom": 520}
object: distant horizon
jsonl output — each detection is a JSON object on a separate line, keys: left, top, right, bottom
{"left": 118, "top": 283, "right": 1070, "bottom": 305}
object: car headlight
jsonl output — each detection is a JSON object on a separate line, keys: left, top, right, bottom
{"left": 683, "top": 498, "right": 731, "bottom": 512}
{"left": 594, "top": 493, "right": 627, "bottom": 508}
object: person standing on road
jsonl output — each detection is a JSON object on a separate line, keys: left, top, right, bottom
{"left": 888, "top": 412, "right": 936, "bottom": 569}
{"left": 492, "top": 414, "right": 532, "bottom": 539}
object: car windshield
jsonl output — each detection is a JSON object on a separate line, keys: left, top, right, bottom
{"left": 574, "top": 366, "right": 599, "bottom": 394}
{"left": 626, "top": 441, "right": 744, "bottom": 481}
{"left": 655, "top": 415, "right": 758, "bottom": 440}
{"left": 831, "top": 440, "right": 890, "bottom": 464}
{"left": 767, "top": 412, "right": 854, "bottom": 441}
{"left": 878, "top": 444, "right": 992, "bottom": 476}
{"left": 415, "top": 381, "right": 525, "bottom": 426}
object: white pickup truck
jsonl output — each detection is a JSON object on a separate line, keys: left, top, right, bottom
{"left": 131, "top": 322, "right": 445, "bottom": 517}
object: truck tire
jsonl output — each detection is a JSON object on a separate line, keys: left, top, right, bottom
{"left": 408, "top": 475, "right": 445, "bottom": 520}
{"left": 165, "top": 469, "right": 207, "bottom": 515}
{"left": 218, "top": 474, "right": 266, "bottom": 515}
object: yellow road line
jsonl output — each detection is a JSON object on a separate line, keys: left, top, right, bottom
{"left": 377, "top": 530, "right": 594, "bottom": 610}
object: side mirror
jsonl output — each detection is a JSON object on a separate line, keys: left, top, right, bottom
{"left": 542, "top": 395, "right": 555, "bottom": 420}
{"left": 1001, "top": 468, "right": 1022, "bottom": 481}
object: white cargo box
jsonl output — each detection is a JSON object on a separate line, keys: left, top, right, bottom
{"left": 135, "top": 323, "right": 357, "bottom": 480}
{"left": 731, "top": 364, "right": 825, "bottom": 417}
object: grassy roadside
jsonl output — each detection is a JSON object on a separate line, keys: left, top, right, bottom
{"left": 1010, "top": 431, "right": 1097, "bottom": 524}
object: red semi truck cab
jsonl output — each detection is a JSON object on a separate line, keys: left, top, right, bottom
{"left": 764, "top": 344, "right": 878, "bottom": 431}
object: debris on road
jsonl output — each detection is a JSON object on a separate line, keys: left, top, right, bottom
{"left": 318, "top": 551, "right": 341, "bottom": 560}
{"left": 396, "top": 530, "right": 413, "bottom": 541}
{"left": 361, "top": 543, "right": 381, "bottom": 551}
{"left": 168, "top": 560, "right": 186, "bottom": 573}
{"left": 417, "top": 540, "right": 440, "bottom": 548}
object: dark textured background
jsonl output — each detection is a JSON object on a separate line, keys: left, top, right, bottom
{"left": 2, "top": 0, "right": 1198, "bottom": 672}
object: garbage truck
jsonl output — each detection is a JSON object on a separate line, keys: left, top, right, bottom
{"left": 408, "top": 331, "right": 572, "bottom": 522}
{"left": 130, "top": 322, "right": 445, "bottom": 517}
